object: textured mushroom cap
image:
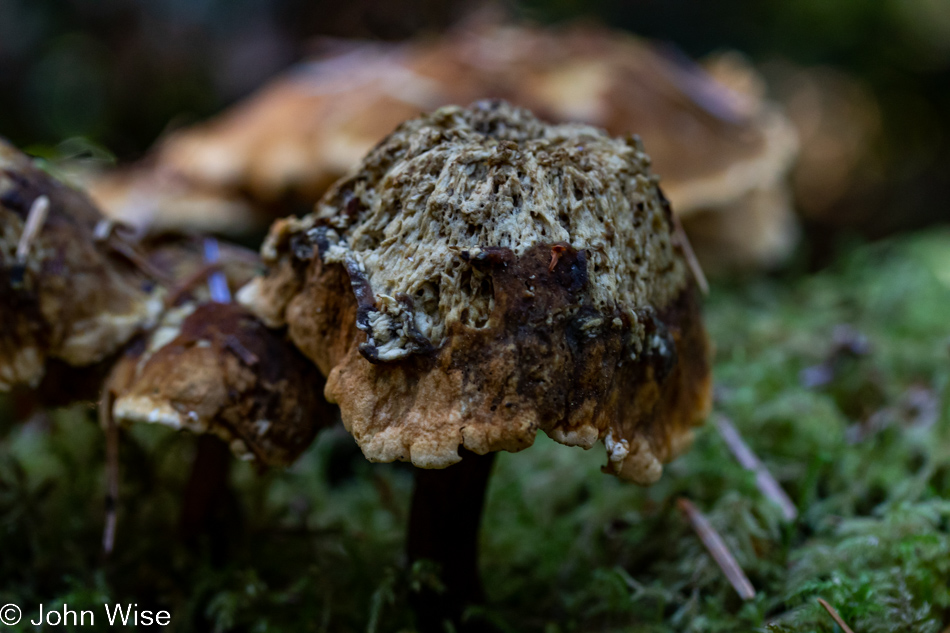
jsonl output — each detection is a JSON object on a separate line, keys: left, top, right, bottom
{"left": 0, "top": 140, "right": 164, "bottom": 390}
{"left": 240, "top": 102, "right": 711, "bottom": 483}
{"left": 109, "top": 302, "right": 333, "bottom": 466}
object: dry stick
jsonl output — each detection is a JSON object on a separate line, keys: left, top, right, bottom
{"left": 163, "top": 262, "right": 222, "bottom": 308}
{"left": 817, "top": 598, "right": 856, "bottom": 633}
{"left": 95, "top": 217, "right": 173, "bottom": 285}
{"left": 15, "top": 195, "right": 50, "bottom": 262}
{"left": 677, "top": 497, "right": 756, "bottom": 600}
{"left": 670, "top": 210, "right": 709, "bottom": 296}
{"left": 100, "top": 389, "right": 119, "bottom": 554}
{"left": 715, "top": 415, "right": 798, "bottom": 521}
{"left": 106, "top": 237, "right": 176, "bottom": 286}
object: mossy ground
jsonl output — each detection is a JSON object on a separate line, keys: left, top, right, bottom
{"left": 1, "top": 230, "right": 949, "bottom": 632}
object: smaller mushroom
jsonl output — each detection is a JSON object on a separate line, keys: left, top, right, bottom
{"left": 99, "top": 228, "right": 331, "bottom": 466}
{"left": 101, "top": 237, "right": 335, "bottom": 549}
{"left": 0, "top": 140, "right": 165, "bottom": 392}
{"left": 106, "top": 301, "right": 330, "bottom": 467}
{"left": 766, "top": 62, "right": 884, "bottom": 227}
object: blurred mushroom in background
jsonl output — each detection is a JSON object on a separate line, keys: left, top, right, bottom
{"left": 90, "top": 165, "right": 263, "bottom": 238}
{"left": 765, "top": 62, "right": 885, "bottom": 230}
{"left": 89, "top": 18, "right": 799, "bottom": 272}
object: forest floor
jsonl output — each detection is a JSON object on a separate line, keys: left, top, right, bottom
{"left": 1, "top": 229, "right": 949, "bottom": 632}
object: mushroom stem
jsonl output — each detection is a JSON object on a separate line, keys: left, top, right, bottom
{"left": 180, "top": 435, "right": 233, "bottom": 551}
{"left": 407, "top": 449, "right": 496, "bottom": 632}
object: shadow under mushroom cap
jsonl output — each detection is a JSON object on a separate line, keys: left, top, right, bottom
{"left": 240, "top": 101, "right": 712, "bottom": 483}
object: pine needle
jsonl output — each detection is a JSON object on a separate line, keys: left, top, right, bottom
{"left": 715, "top": 415, "right": 798, "bottom": 521}
{"left": 163, "top": 262, "right": 222, "bottom": 308}
{"left": 677, "top": 497, "right": 756, "bottom": 600}
{"left": 100, "top": 389, "right": 119, "bottom": 554}
{"left": 817, "top": 598, "right": 855, "bottom": 633}
{"left": 670, "top": 210, "right": 709, "bottom": 295}
{"left": 15, "top": 195, "right": 50, "bottom": 262}
{"left": 106, "top": 237, "right": 175, "bottom": 285}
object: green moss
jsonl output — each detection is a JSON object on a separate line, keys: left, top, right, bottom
{"left": 1, "top": 230, "right": 949, "bottom": 631}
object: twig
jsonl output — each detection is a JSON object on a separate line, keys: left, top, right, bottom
{"left": 163, "top": 262, "right": 222, "bottom": 308}
{"left": 676, "top": 497, "right": 755, "bottom": 600}
{"left": 224, "top": 335, "right": 259, "bottom": 366}
{"left": 15, "top": 195, "right": 50, "bottom": 262}
{"left": 100, "top": 388, "right": 119, "bottom": 554}
{"left": 107, "top": 237, "right": 175, "bottom": 286}
{"left": 715, "top": 415, "right": 798, "bottom": 521}
{"left": 817, "top": 598, "right": 855, "bottom": 633}
{"left": 670, "top": 210, "right": 708, "bottom": 295}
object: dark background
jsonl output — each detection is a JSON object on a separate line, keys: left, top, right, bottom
{"left": 1, "top": 0, "right": 948, "bottom": 234}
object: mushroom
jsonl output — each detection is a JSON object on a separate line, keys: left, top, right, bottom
{"left": 239, "top": 101, "right": 712, "bottom": 627}
{"left": 101, "top": 234, "right": 335, "bottom": 546}
{"left": 765, "top": 63, "right": 883, "bottom": 227}
{"left": 0, "top": 138, "right": 334, "bottom": 550}
{"left": 88, "top": 21, "right": 798, "bottom": 270}
{"left": 0, "top": 139, "right": 165, "bottom": 393}
{"left": 106, "top": 299, "right": 330, "bottom": 468}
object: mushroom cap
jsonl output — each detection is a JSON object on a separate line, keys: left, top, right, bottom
{"left": 0, "top": 140, "right": 164, "bottom": 390}
{"left": 767, "top": 63, "right": 883, "bottom": 222}
{"left": 153, "top": 24, "right": 796, "bottom": 214}
{"left": 109, "top": 301, "right": 333, "bottom": 466}
{"left": 240, "top": 102, "right": 712, "bottom": 483}
{"left": 86, "top": 165, "right": 263, "bottom": 237}
{"left": 91, "top": 22, "right": 797, "bottom": 271}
